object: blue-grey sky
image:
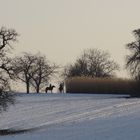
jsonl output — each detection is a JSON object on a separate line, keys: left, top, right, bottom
{"left": 1, "top": 0, "right": 140, "bottom": 77}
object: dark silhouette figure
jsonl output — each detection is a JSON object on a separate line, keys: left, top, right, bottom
{"left": 59, "top": 83, "right": 64, "bottom": 93}
{"left": 45, "top": 84, "right": 55, "bottom": 93}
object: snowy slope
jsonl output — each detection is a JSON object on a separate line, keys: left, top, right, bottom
{"left": 0, "top": 93, "right": 140, "bottom": 140}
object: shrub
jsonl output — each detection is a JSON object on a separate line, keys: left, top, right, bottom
{"left": 66, "top": 77, "right": 140, "bottom": 96}
{"left": 0, "top": 89, "right": 15, "bottom": 112}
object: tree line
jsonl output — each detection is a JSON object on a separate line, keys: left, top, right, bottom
{"left": 0, "top": 26, "right": 140, "bottom": 94}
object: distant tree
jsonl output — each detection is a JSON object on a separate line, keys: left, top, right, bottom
{"left": 126, "top": 29, "right": 140, "bottom": 80}
{"left": 13, "top": 53, "right": 58, "bottom": 93}
{"left": 13, "top": 53, "right": 36, "bottom": 93}
{"left": 30, "top": 54, "right": 58, "bottom": 93}
{"left": 64, "top": 48, "right": 119, "bottom": 78}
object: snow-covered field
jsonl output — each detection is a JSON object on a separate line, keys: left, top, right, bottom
{"left": 0, "top": 93, "right": 140, "bottom": 140}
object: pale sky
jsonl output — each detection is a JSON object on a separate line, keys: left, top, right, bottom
{"left": 1, "top": 0, "right": 140, "bottom": 78}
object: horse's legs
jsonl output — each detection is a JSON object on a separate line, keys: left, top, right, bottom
{"left": 46, "top": 89, "right": 48, "bottom": 93}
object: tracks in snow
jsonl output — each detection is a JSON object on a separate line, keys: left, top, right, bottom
{"left": 0, "top": 94, "right": 140, "bottom": 130}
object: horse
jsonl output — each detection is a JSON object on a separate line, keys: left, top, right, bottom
{"left": 59, "top": 83, "right": 64, "bottom": 93}
{"left": 45, "top": 84, "right": 55, "bottom": 93}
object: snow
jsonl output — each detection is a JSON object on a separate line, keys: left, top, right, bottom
{"left": 0, "top": 93, "right": 140, "bottom": 140}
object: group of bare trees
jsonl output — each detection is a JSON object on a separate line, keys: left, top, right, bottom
{"left": 0, "top": 27, "right": 57, "bottom": 94}
{"left": 0, "top": 26, "right": 140, "bottom": 95}
{"left": 13, "top": 53, "right": 58, "bottom": 93}
{"left": 64, "top": 29, "right": 140, "bottom": 82}
{"left": 64, "top": 49, "right": 119, "bottom": 78}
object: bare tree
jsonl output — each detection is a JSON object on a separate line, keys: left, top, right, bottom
{"left": 0, "top": 27, "right": 18, "bottom": 111}
{"left": 126, "top": 29, "right": 140, "bottom": 80}
{"left": 64, "top": 48, "right": 119, "bottom": 78}
{"left": 0, "top": 27, "right": 18, "bottom": 89}
{"left": 13, "top": 53, "right": 36, "bottom": 93}
{"left": 30, "top": 54, "right": 58, "bottom": 93}
{"left": 0, "top": 27, "right": 18, "bottom": 50}
{"left": 13, "top": 53, "right": 58, "bottom": 93}
{"left": 0, "top": 55, "right": 14, "bottom": 79}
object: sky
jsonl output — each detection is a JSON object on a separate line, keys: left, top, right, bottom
{"left": 0, "top": 0, "right": 140, "bottom": 79}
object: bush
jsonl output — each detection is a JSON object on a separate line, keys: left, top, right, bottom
{"left": 0, "top": 89, "right": 15, "bottom": 112}
{"left": 66, "top": 77, "right": 140, "bottom": 96}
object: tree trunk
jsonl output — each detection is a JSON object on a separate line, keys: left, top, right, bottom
{"left": 36, "top": 86, "right": 40, "bottom": 93}
{"left": 26, "top": 82, "right": 30, "bottom": 94}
